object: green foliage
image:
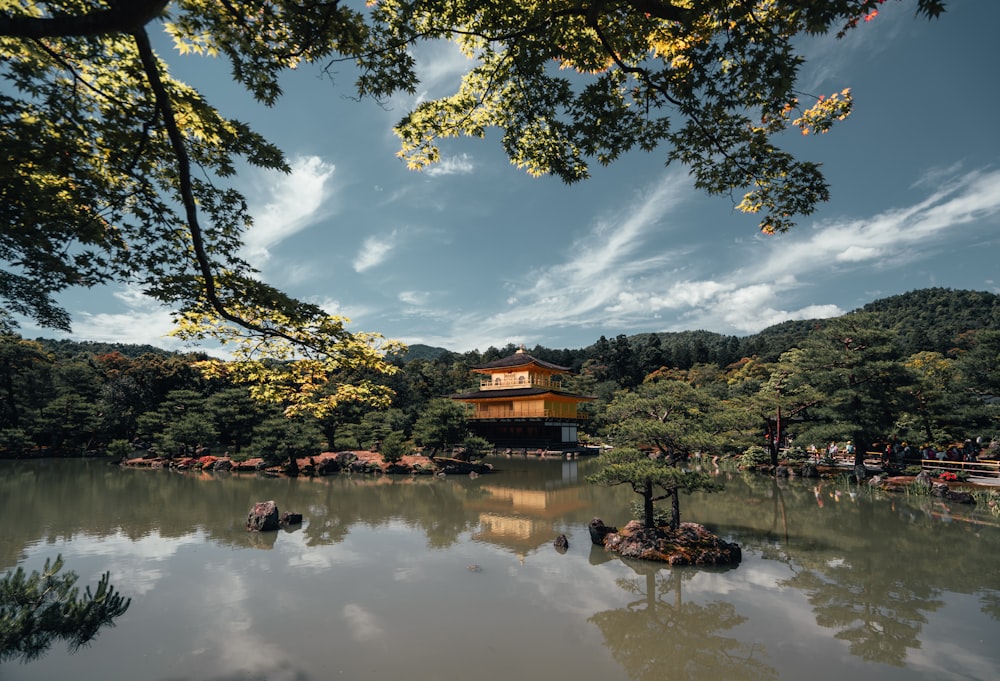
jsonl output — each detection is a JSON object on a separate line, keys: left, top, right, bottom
{"left": 250, "top": 415, "right": 325, "bottom": 467}
{"left": 371, "top": 0, "right": 944, "bottom": 233}
{"left": 460, "top": 435, "right": 493, "bottom": 461}
{"left": 1, "top": 1, "right": 400, "bottom": 415}
{"left": 603, "top": 378, "right": 723, "bottom": 461}
{"left": 379, "top": 430, "right": 410, "bottom": 464}
{"left": 1, "top": 287, "right": 998, "bottom": 463}
{"left": 105, "top": 439, "right": 133, "bottom": 460}
{"left": 737, "top": 446, "right": 771, "bottom": 469}
{"left": 783, "top": 312, "right": 914, "bottom": 462}
{"left": 587, "top": 446, "right": 721, "bottom": 530}
{"left": 1, "top": 555, "right": 130, "bottom": 663}
{"left": 412, "top": 398, "right": 469, "bottom": 456}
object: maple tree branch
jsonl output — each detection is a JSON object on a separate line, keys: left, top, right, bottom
{"left": 0, "top": 0, "right": 168, "bottom": 39}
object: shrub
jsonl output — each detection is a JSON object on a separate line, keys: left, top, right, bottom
{"left": 737, "top": 446, "right": 770, "bottom": 468}
{"left": 784, "top": 447, "right": 808, "bottom": 462}
{"left": 380, "top": 431, "right": 410, "bottom": 464}
{"left": 903, "top": 465, "right": 924, "bottom": 476}
{"left": 105, "top": 439, "right": 133, "bottom": 460}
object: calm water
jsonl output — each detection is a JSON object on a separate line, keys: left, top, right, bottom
{"left": 2, "top": 457, "right": 998, "bottom": 681}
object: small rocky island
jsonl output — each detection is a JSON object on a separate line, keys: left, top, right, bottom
{"left": 589, "top": 518, "right": 742, "bottom": 566}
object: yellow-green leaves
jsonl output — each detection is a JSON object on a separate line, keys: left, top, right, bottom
{"left": 171, "top": 292, "right": 405, "bottom": 418}
{"left": 794, "top": 88, "right": 853, "bottom": 136}
{"left": 375, "top": 1, "right": 938, "bottom": 233}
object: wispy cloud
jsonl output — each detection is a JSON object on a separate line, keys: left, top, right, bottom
{"left": 354, "top": 230, "right": 400, "bottom": 272}
{"left": 399, "top": 290, "right": 430, "bottom": 306}
{"left": 408, "top": 167, "right": 1000, "bottom": 350}
{"left": 424, "top": 153, "right": 475, "bottom": 177}
{"left": 243, "top": 155, "right": 335, "bottom": 266}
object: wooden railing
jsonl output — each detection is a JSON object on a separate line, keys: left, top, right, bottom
{"left": 467, "top": 406, "right": 589, "bottom": 420}
{"left": 920, "top": 459, "right": 1000, "bottom": 478}
{"left": 480, "top": 376, "right": 563, "bottom": 390}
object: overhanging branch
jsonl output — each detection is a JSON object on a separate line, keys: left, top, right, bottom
{"left": 0, "top": 1, "right": 168, "bottom": 39}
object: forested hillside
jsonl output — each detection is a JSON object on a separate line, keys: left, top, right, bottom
{"left": 3, "top": 288, "right": 997, "bottom": 462}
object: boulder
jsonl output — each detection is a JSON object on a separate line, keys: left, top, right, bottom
{"left": 280, "top": 512, "right": 303, "bottom": 525}
{"left": 335, "top": 451, "right": 359, "bottom": 467}
{"left": 316, "top": 457, "right": 341, "bottom": 475}
{"left": 247, "top": 500, "right": 280, "bottom": 532}
{"left": 799, "top": 463, "right": 819, "bottom": 478}
{"left": 588, "top": 518, "right": 618, "bottom": 546}
{"left": 553, "top": 534, "right": 569, "bottom": 552}
{"left": 945, "top": 489, "right": 975, "bottom": 504}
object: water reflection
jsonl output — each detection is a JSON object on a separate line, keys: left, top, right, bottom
{"left": 591, "top": 560, "right": 776, "bottom": 681}
{"left": 1, "top": 458, "right": 998, "bottom": 681}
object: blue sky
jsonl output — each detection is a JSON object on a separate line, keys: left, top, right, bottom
{"left": 29, "top": 1, "right": 1000, "bottom": 354}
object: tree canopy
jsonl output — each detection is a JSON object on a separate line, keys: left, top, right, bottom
{"left": 0, "top": 1, "right": 947, "bottom": 411}
{"left": 367, "top": 0, "right": 945, "bottom": 233}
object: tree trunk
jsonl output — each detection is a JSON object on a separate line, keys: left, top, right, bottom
{"left": 670, "top": 490, "right": 680, "bottom": 531}
{"left": 643, "top": 479, "right": 655, "bottom": 528}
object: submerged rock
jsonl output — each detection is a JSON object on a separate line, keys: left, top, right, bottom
{"left": 600, "top": 520, "right": 741, "bottom": 566}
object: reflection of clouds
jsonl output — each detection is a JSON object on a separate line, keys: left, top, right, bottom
{"left": 287, "top": 551, "right": 335, "bottom": 571}
{"left": 502, "top": 538, "right": 635, "bottom": 617}
{"left": 393, "top": 565, "right": 421, "bottom": 582}
{"left": 343, "top": 603, "right": 385, "bottom": 642}
{"left": 692, "top": 558, "right": 790, "bottom": 595}
{"left": 34, "top": 529, "right": 207, "bottom": 595}
{"left": 904, "top": 593, "right": 999, "bottom": 680}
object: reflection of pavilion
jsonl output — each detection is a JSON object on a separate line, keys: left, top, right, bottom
{"left": 468, "top": 463, "right": 589, "bottom": 557}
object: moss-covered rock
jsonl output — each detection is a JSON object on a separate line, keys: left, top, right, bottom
{"left": 601, "top": 520, "right": 741, "bottom": 566}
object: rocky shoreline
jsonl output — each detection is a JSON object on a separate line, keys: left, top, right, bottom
{"left": 120, "top": 450, "right": 493, "bottom": 477}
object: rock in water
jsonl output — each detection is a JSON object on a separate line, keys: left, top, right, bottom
{"left": 602, "top": 521, "right": 741, "bottom": 566}
{"left": 247, "top": 500, "right": 280, "bottom": 531}
{"left": 553, "top": 534, "right": 569, "bottom": 551}
{"left": 588, "top": 518, "right": 618, "bottom": 546}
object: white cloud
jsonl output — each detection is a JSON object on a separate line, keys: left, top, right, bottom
{"left": 399, "top": 290, "right": 430, "bottom": 306}
{"left": 424, "top": 153, "right": 475, "bottom": 177}
{"left": 413, "top": 166, "right": 1000, "bottom": 350}
{"left": 243, "top": 155, "right": 336, "bottom": 266}
{"left": 354, "top": 230, "right": 400, "bottom": 272}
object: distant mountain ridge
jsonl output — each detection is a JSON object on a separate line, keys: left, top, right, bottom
{"left": 30, "top": 288, "right": 1000, "bottom": 364}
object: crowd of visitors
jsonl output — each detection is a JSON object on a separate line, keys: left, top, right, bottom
{"left": 805, "top": 437, "right": 994, "bottom": 466}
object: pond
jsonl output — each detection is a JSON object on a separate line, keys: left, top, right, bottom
{"left": 2, "top": 457, "right": 998, "bottom": 681}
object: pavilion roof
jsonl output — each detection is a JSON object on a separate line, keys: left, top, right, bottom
{"left": 471, "top": 349, "right": 571, "bottom": 373}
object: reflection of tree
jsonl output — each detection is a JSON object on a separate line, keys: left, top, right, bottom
{"left": 778, "top": 497, "right": 945, "bottom": 667}
{"left": 782, "top": 559, "right": 942, "bottom": 666}
{"left": 680, "top": 471, "right": 1000, "bottom": 668}
{"left": 978, "top": 591, "right": 1000, "bottom": 621}
{"left": 589, "top": 564, "right": 775, "bottom": 681}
